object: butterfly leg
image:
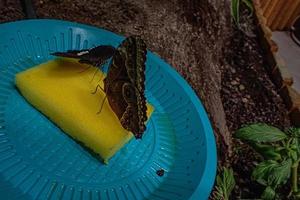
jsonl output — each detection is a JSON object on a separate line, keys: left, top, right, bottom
{"left": 96, "top": 60, "right": 106, "bottom": 83}
{"left": 89, "top": 59, "right": 105, "bottom": 83}
{"left": 78, "top": 65, "right": 92, "bottom": 73}
{"left": 91, "top": 84, "right": 105, "bottom": 94}
{"left": 97, "top": 95, "right": 107, "bottom": 114}
{"left": 89, "top": 68, "right": 99, "bottom": 83}
{"left": 97, "top": 72, "right": 105, "bottom": 84}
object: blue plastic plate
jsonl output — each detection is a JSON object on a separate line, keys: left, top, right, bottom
{"left": 0, "top": 20, "right": 216, "bottom": 200}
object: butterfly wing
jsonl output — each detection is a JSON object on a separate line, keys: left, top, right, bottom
{"left": 123, "top": 36, "right": 147, "bottom": 137}
{"left": 104, "top": 36, "right": 147, "bottom": 139}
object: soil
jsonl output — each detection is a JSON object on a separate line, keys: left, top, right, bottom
{"left": 0, "top": 0, "right": 292, "bottom": 199}
{"left": 0, "top": 0, "right": 24, "bottom": 21}
{"left": 221, "top": 8, "right": 291, "bottom": 198}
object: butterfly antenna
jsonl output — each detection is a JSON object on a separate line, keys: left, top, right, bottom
{"left": 78, "top": 65, "right": 92, "bottom": 73}
{"left": 96, "top": 61, "right": 107, "bottom": 83}
{"left": 90, "top": 68, "right": 99, "bottom": 83}
{"left": 90, "top": 58, "right": 107, "bottom": 83}
{"left": 91, "top": 83, "right": 106, "bottom": 114}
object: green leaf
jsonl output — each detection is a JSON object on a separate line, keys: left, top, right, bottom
{"left": 290, "top": 137, "right": 300, "bottom": 162}
{"left": 251, "top": 143, "right": 282, "bottom": 160}
{"left": 290, "top": 150, "right": 298, "bottom": 162}
{"left": 268, "top": 159, "right": 292, "bottom": 186}
{"left": 252, "top": 160, "right": 278, "bottom": 186}
{"left": 216, "top": 175, "right": 222, "bottom": 185}
{"left": 223, "top": 168, "right": 235, "bottom": 195}
{"left": 214, "top": 168, "right": 235, "bottom": 200}
{"left": 256, "top": 178, "right": 268, "bottom": 186}
{"left": 235, "top": 124, "right": 287, "bottom": 143}
{"left": 231, "top": 0, "right": 253, "bottom": 25}
{"left": 296, "top": 128, "right": 300, "bottom": 137}
{"left": 231, "top": 0, "right": 240, "bottom": 24}
{"left": 287, "top": 127, "right": 300, "bottom": 138}
{"left": 261, "top": 186, "right": 276, "bottom": 200}
{"left": 253, "top": 159, "right": 292, "bottom": 188}
{"left": 241, "top": 0, "right": 253, "bottom": 13}
{"left": 291, "top": 138, "right": 299, "bottom": 149}
{"left": 295, "top": 191, "right": 300, "bottom": 199}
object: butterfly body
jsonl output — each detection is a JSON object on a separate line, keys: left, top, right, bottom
{"left": 51, "top": 45, "right": 116, "bottom": 67}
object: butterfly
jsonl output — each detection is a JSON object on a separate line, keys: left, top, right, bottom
{"left": 52, "top": 36, "right": 148, "bottom": 139}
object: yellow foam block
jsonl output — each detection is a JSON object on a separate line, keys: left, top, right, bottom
{"left": 15, "top": 58, "right": 153, "bottom": 163}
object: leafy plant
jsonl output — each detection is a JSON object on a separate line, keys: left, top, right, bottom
{"left": 213, "top": 167, "right": 235, "bottom": 200}
{"left": 231, "top": 0, "right": 253, "bottom": 25}
{"left": 235, "top": 124, "right": 300, "bottom": 199}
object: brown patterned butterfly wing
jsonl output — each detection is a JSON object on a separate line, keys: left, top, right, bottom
{"left": 104, "top": 36, "right": 147, "bottom": 139}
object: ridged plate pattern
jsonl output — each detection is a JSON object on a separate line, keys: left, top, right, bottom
{"left": 0, "top": 20, "right": 216, "bottom": 200}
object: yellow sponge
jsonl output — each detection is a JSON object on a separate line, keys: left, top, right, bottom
{"left": 15, "top": 58, "right": 153, "bottom": 163}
